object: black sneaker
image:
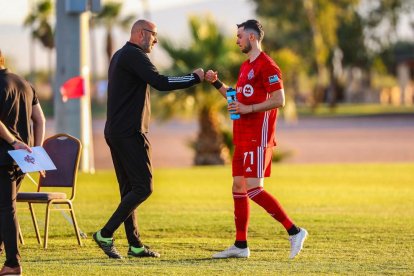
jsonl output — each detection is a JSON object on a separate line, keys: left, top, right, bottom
{"left": 127, "top": 245, "right": 160, "bottom": 258}
{"left": 93, "top": 232, "right": 122, "bottom": 259}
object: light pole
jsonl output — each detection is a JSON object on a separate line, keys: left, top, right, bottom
{"left": 54, "top": 0, "right": 101, "bottom": 173}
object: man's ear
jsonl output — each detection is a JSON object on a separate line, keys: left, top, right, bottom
{"left": 249, "top": 33, "right": 256, "bottom": 41}
{"left": 136, "top": 30, "right": 144, "bottom": 42}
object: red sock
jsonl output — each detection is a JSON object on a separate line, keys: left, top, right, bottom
{"left": 233, "top": 192, "right": 250, "bottom": 241}
{"left": 247, "top": 187, "right": 293, "bottom": 230}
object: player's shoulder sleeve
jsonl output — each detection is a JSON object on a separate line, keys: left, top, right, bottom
{"left": 260, "top": 53, "right": 283, "bottom": 93}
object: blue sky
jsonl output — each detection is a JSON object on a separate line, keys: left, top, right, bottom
{"left": 0, "top": 0, "right": 255, "bottom": 73}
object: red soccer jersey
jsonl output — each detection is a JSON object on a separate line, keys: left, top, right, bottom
{"left": 233, "top": 52, "right": 283, "bottom": 147}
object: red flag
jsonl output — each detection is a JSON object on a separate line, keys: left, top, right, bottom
{"left": 60, "top": 76, "right": 84, "bottom": 102}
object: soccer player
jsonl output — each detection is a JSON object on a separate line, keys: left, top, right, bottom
{"left": 205, "top": 19, "right": 308, "bottom": 259}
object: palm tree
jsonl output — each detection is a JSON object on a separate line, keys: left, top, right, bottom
{"left": 24, "top": 0, "right": 54, "bottom": 83}
{"left": 156, "top": 15, "right": 242, "bottom": 165}
{"left": 92, "top": 2, "right": 135, "bottom": 67}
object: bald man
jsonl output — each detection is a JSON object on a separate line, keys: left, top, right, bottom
{"left": 93, "top": 20, "right": 204, "bottom": 259}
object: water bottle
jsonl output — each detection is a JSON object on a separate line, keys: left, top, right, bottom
{"left": 226, "top": 87, "right": 240, "bottom": 120}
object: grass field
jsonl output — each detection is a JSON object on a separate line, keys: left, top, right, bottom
{"left": 10, "top": 163, "right": 414, "bottom": 275}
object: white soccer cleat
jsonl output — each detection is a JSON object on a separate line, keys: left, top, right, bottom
{"left": 212, "top": 245, "right": 250, "bottom": 259}
{"left": 289, "top": 228, "right": 308, "bottom": 259}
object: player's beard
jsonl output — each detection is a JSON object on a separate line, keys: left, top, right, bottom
{"left": 241, "top": 41, "right": 252, "bottom": 54}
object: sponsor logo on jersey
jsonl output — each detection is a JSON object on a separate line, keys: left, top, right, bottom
{"left": 268, "top": 74, "right": 279, "bottom": 84}
{"left": 248, "top": 69, "right": 254, "bottom": 80}
{"left": 243, "top": 84, "right": 254, "bottom": 97}
{"left": 246, "top": 167, "right": 252, "bottom": 172}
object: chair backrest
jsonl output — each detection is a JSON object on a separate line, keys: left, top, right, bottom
{"left": 39, "top": 134, "right": 82, "bottom": 195}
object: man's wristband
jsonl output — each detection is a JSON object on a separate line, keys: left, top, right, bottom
{"left": 10, "top": 139, "right": 17, "bottom": 146}
{"left": 212, "top": 79, "right": 223, "bottom": 90}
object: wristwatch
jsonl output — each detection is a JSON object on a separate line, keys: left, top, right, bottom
{"left": 10, "top": 139, "right": 17, "bottom": 146}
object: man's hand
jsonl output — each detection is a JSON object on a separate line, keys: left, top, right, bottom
{"left": 193, "top": 68, "right": 205, "bottom": 82}
{"left": 205, "top": 70, "right": 218, "bottom": 83}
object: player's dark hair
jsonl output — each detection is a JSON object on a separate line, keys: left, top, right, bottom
{"left": 237, "top": 19, "right": 264, "bottom": 41}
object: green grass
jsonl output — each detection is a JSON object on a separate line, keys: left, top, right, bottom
{"left": 11, "top": 163, "right": 414, "bottom": 275}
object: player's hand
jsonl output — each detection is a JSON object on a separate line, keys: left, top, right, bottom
{"left": 205, "top": 70, "right": 218, "bottom": 83}
{"left": 193, "top": 68, "right": 204, "bottom": 82}
{"left": 12, "top": 140, "right": 32, "bottom": 153}
{"left": 228, "top": 102, "right": 251, "bottom": 115}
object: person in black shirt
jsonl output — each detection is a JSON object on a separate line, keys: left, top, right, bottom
{"left": 0, "top": 49, "right": 45, "bottom": 276}
{"left": 93, "top": 19, "right": 204, "bottom": 259}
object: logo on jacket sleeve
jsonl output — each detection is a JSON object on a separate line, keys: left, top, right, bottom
{"left": 268, "top": 74, "right": 279, "bottom": 84}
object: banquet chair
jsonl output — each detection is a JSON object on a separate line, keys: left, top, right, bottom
{"left": 17, "top": 133, "right": 83, "bottom": 249}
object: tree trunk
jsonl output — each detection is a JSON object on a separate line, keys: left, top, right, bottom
{"left": 327, "top": 65, "right": 338, "bottom": 109}
{"left": 194, "top": 106, "right": 229, "bottom": 165}
{"left": 303, "top": 0, "right": 328, "bottom": 110}
{"left": 284, "top": 71, "right": 299, "bottom": 124}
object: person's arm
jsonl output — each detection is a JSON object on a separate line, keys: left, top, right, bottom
{"left": 128, "top": 50, "right": 204, "bottom": 91}
{"left": 31, "top": 103, "right": 45, "bottom": 147}
{"left": 205, "top": 70, "right": 229, "bottom": 98}
{"left": 0, "top": 121, "right": 32, "bottom": 152}
{"left": 0, "top": 120, "right": 16, "bottom": 145}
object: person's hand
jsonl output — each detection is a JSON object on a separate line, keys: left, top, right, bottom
{"left": 205, "top": 70, "right": 218, "bottom": 83}
{"left": 39, "top": 170, "right": 46, "bottom": 178}
{"left": 12, "top": 140, "right": 32, "bottom": 153}
{"left": 193, "top": 68, "right": 205, "bottom": 82}
{"left": 228, "top": 101, "right": 251, "bottom": 115}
